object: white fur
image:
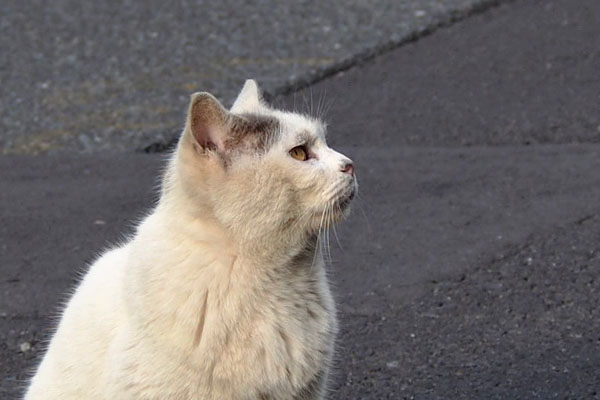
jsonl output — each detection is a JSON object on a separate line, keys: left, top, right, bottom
{"left": 25, "top": 80, "right": 356, "bottom": 400}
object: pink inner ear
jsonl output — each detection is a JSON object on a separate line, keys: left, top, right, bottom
{"left": 192, "top": 116, "right": 218, "bottom": 151}
{"left": 188, "top": 93, "right": 228, "bottom": 151}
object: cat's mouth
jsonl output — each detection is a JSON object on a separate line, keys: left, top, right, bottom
{"left": 336, "top": 186, "right": 356, "bottom": 211}
{"left": 330, "top": 183, "right": 357, "bottom": 221}
{"left": 310, "top": 182, "right": 357, "bottom": 229}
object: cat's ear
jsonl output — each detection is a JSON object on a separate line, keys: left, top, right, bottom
{"left": 186, "top": 92, "right": 230, "bottom": 151}
{"left": 230, "top": 79, "right": 263, "bottom": 114}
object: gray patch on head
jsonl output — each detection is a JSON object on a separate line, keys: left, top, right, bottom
{"left": 224, "top": 113, "right": 280, "bottom": 154}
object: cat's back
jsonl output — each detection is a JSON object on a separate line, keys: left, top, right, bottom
{"left": 56, "top": 245, "right": 129, "bottom": 336}
{"left": 25, "top": 245, "right": 130, "bottom": 400}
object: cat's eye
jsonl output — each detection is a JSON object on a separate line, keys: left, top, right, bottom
{"left": 289, "top": 146, "right": 309, "bottom": 161}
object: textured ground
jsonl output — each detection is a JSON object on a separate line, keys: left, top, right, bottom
{"left": 0, "top": 0, "right": 497, "bottom": 155}
{"left": 2, "top": 0, "right": 600, "bottom": 398}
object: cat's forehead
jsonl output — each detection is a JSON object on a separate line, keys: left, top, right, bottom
{"left": 269, "top": 109, "right": 326, "bottom": 142}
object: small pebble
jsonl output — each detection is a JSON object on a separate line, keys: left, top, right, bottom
{"left": 19, "top": 342, "right": 32, "bottom": 353}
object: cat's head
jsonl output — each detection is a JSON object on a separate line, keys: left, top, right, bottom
{"left": 171, "top": 80, "right": 356, "bottom": 247}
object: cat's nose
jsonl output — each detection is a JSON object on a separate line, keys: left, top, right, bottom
{"left": 340, "top": 161, "right": 354, "bottom": 175}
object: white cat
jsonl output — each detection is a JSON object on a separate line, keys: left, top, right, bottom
{"left": 25, "top": 80, "right": 356, "bottom": 400}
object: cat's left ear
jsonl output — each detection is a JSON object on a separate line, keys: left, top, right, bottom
{"left": 185, "top": 92, "right": 230, "bottom": 152}
{"left": 230, "top": 79, "right": 264, "bottom": 114}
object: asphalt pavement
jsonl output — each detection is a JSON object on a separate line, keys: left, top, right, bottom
{"left": 1, "top": 0, "right": 497, "bottom": 155}
{"left": 2, "top": 0, "right": 600, "bottom": 399}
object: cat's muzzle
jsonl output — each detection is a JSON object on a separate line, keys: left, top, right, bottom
{"left": 336, "top": 182, "right": 357, "bottom": 213}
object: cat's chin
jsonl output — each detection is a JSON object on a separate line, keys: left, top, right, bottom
{"left": 329, "top": 206, "right": 350, "bottom": 224}
{"left": 337, "top": 187, "right": 356, "bottom": 211}
{"left": 309, "top": 187, "right": 356, "bottom": 231}
{"left": 335, "top": 183, "right": 356, "bottom": 214}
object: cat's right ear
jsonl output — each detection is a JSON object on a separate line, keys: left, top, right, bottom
{"left": 185, "top": 92, "right": 229, "bottom": 152}
{"left": 230, "top": 79, "right": 263, "bottom": 114}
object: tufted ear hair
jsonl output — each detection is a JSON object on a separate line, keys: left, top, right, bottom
{"left": 185, "top": 92, "right": 230, "bottom": 152}
{"left": 230, "top": 79, "right": 264, "bottom": 114}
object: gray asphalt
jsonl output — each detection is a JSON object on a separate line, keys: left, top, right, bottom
{"left": 2, "top": 0, "right": 600, "bottom": 399}
{"left": 0, "top": 0, "right": 496, "bottom": 155}
{"left": 277, "top": 0, "right": 600, "bottom": 148}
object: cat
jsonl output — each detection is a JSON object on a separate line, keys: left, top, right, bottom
{"left": 25, "top": 79, "right": 356, "bottom": 400}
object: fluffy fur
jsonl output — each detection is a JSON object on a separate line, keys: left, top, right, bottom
{"left": 25, "top": 80, "right": 357, "bottom": 400}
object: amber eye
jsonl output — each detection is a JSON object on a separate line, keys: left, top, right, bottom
{"left": 289, "top": 146, "right": 309, "bottom": 161}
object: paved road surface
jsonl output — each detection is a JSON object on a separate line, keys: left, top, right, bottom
{"left": 2, "top": 0, "right": 600, "bottom": 398}
{"left": 1, "top": 0, "right": 497, "bottom": 155}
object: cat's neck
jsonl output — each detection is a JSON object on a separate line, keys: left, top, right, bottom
{"left": 154, "top": 182, "right": 316, "bottom": 268}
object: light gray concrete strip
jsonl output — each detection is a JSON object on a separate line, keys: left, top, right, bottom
{"left": 1, "top": 0, "right": 508, "bottom": 154}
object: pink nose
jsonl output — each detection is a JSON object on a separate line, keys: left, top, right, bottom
{"left": 341, "top": 162, "right": 354, "bottom": 175}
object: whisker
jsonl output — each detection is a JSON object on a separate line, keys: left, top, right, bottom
{"left": 325, "top": 203, "right": 333, "bottom": 263}
{"left": 353, "top": 192, "right": 372, "bottom": 235}
{"left": 321, "top": 181, "right": 347, "bottom": 204}
{"left": 322, "top": 95, "right": 334, "bottom": 120}
{"left": 317, "top": 91, "right": 325, "bottom": 120}
{"left": 331, "top": 202, "right": 344, "bottom": 250}
{"left": 302, "top": 93, "right": 310, "bottom": 117}
{"left": 311, "top": 201, "right": 328, "bottom": 272}
{"left": 292, "top": 91, "right": 297, "bottom": 113}
{"left": 322, "top": 208, "right": 328, "bottom": 264}
{"left": 310, "top": 87, "right": 315, "bottom": 118}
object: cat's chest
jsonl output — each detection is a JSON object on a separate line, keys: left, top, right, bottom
{"left": 129, "top": 242, "right": 337, "bottom": 398}
{"left": 189, "top": 261, "right": 336, "bottom": 394}
{"left": 200, "top": 261, "right": 335, "bottom": 351}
